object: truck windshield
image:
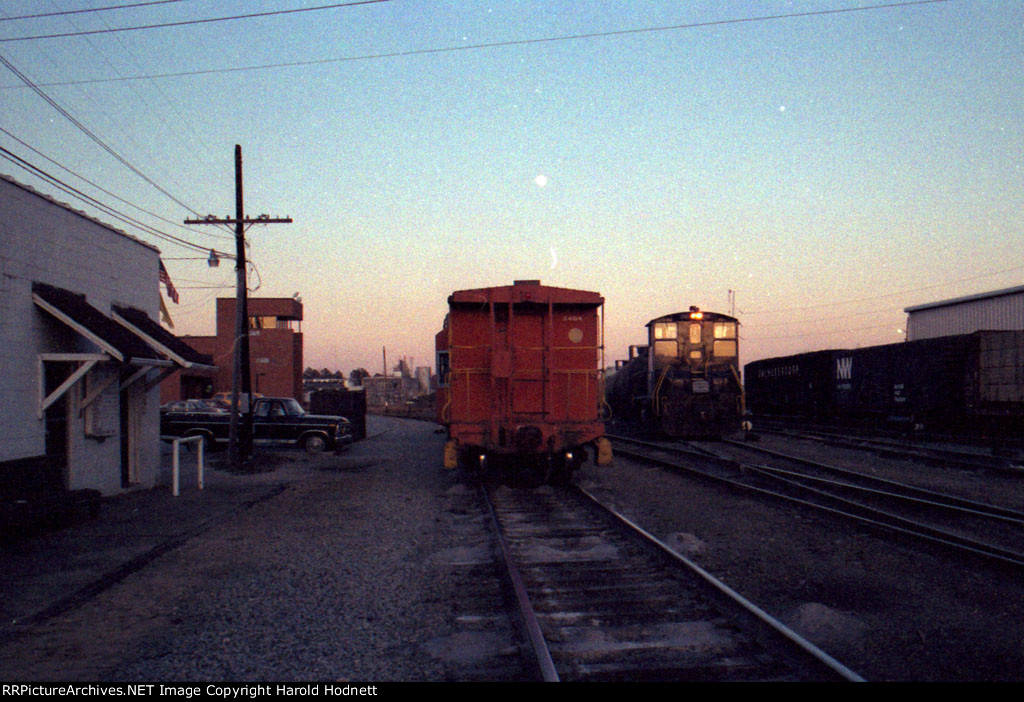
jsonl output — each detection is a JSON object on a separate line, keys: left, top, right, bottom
{"left": 282, "top": 399, "right": 305, "bottom": 416}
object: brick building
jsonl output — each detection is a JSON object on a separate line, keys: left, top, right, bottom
{"left": 161, "top": 297, "right": 304, "bottom": 403}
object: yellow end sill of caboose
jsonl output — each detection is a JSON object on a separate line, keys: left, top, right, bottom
{"left": 595, "top": 437, "right": 613, "bottom": 466}
{"left": 443, "top": 440, "right": 458, "bottom": 469}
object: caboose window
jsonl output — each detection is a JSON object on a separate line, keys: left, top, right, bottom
{"left": 714, "top": 322, "right": 736, "bottom": 339}
{"left": 436, "top": 350, "right": 450, "bottom": 387}
{"left": 713, "top": 340, "right": 737, "bottom": 357}
{"left": 689, "top": 323, "right": 702, "bottom": 344}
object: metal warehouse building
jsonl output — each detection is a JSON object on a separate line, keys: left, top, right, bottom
{"left": 904, "top": 285, "right": 1024, "bottom": 341}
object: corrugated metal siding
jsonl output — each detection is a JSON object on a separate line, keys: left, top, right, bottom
{"left": 907, "top": 291, "right": 1024, "bottom": 340}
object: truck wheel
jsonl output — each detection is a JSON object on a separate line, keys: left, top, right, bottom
{"left": 304, "top": 434, "right": 328, "bottom": 454}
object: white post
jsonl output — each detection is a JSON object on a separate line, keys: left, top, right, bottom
{"left": 172, "top": 442, "right": 180, "bottom": 497}
{"left": 170, "top": 436, "right": 205, "bottom": 497}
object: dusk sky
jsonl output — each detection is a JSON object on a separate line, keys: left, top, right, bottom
{"left": 2, "top": 0, "right": 1021, "bottom": 376}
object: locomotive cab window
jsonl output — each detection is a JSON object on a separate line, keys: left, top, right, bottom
{"left": 713, "top": 322, "right": 736, "bottom": 339}
{"left": 713, "top": 340, "right": 737, "bottom": 357}
{"left": 689, "top": 323, "right": 702, "bottom": 344}
{"left": 653, "top": 322, "right": 677, "bottom": 340}
{"left": 653, "top": 340, "right": 677, "bottom": 359}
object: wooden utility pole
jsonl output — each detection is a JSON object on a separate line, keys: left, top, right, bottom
{"left": 185, "top": 145, "right": 292, "bottom": 468}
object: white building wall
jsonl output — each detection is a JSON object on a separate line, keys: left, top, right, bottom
{"left": 0, "top": 175, "right": 163, "bottom": 494}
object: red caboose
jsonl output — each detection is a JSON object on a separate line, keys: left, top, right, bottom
{"left": 436, "top": 280, "right": 612, "bottom": 484}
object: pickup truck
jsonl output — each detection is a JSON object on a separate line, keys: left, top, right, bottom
{"left": 160, "top": 397, "right": 354, "bottom": 454}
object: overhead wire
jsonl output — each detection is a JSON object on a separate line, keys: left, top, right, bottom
{"left": 0, "top": 0, "right": 951, "bottom": 88}
{"left": 745, "top": 322, "right": 901, "bottom": 341}
{"left": 0, "top": 50, "right": 212, "bottom": 220}
{"left": 0, "top": 144, "right": 233, "bottom": 257}
{"left": 52, "top": 0, "right": 235, "bottom": 237}
{"left": 741, "top": 262, "right": 1024, "bottom": 317}
{"left": 0, "top": 1, "right": 185, "bottom": 23}
{"left": 1, "top": 0, "right": 960, "bottom": 328}
{"left": 0, "top": 124, "right": 231, "bottom": 242}
{"left": 0, "top": 0, "right": 392, "bottom": 42}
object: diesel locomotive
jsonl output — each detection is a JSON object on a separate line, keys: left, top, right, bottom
{"left": 436, "top": 280, "right": 613, "bottom": 485}
{"left": 606, "top": 307, "right": 744, "bottom": 438}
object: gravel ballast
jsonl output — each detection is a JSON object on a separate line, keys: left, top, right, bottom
{"left": 0, "top": 417, "right": 518, "bottom": 681}
{"left": 3, "top": 418, "right": 1022, "bottom": 681}
{"left": 577, "top": 433, "right": 1024, "bottom": 682}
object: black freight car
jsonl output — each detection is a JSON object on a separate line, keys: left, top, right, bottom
{"left": 965, "top": 331, "right": 1024, "bottom": 432}
{"left": 745, "top": 331, "right": 1024, "bottom": 434}
{"left": 742, "top": 349, "right": 838, "bottom": 420}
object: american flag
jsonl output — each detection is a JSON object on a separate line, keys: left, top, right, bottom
{"left": 159, "top": 259, "right": 179, "bottom": 304}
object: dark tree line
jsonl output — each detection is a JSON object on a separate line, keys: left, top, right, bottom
{"left": 303, "top": 367, "right": 370, "bottom": 384}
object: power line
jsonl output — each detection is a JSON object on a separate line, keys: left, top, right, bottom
{"left": 0, "top": 0, "right": 391, "bottom": 42}
{"left": 741, "top": 263, "right": 1024, "bottom": 316}
{"left": 0, "top": 1, "right": 185, "bottom": 23}
{"left": 0, "top": 50, "right": 210, "bottom": 220}
{"left": 0, "top": 144, "right": 233, "bottom": 257}
{"left": 0, "top": 0, "right": 951, "bottom": 87}
{"left": 0, "top": 125, "right": 231, "bottom": 241}
{"left": 741, "top": 325, "right": 901, "bottom": 343}
{"left": 745, "top": 305, "right": 905, "bottom": 329}
{"left": 57, "top": 2, "right": 236, "bottom": 236}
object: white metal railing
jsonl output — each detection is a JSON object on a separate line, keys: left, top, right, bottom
{"left": 170, "top": 435, "right": 205, "bottom": 497}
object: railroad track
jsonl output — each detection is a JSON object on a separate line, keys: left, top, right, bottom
{"left": 608, "top": 434, "right": 1024, "bottom": 572}
{"left": 753, "top": 423, "right": 1024, "bottom": 473}
{"left": 480, "top": 482, "right": 863, "bottom": 682}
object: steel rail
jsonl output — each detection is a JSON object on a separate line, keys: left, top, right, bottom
{"left": 761, "top": 426, "right": 1024, "bottom": 474}
{"left": 608, "top": 435, "right": 1024, "bottom": 571}
{"left": 741, "top": 464, "right": 1024, "bottom": 565}
{"left": 479, "top": 484, "right": 559, "bottom": 682}
{"left": 573, "top": 485, "right": 865, "bottom": 683}
{"left": 718, "top": 440, "right": 1024, "bottom": 525}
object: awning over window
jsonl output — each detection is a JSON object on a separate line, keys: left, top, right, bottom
{"left": 112, "top": 304, "right": 216, "bottom": 372}
{"left": 32, "top": 282, "right": 165, "bottom": 365}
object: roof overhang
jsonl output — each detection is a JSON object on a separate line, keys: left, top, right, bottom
{"left": 111, "top": 305, "right": 217, "bottom": 373}
{"left": 32, "top": 282, "right": 168, "bottom": 365}
{"left": 33, "top": 292, "right": 127, "bottom": 362}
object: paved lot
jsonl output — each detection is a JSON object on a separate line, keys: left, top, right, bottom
{"left": 0, "top": 416, "right": 509, "bottom": 681}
